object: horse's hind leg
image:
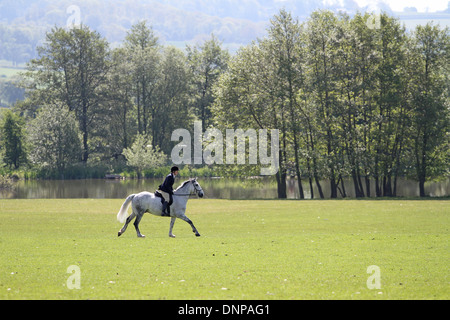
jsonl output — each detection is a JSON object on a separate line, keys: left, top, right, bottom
{"left": 169, "top": 217, "right": 176, "bottom": 238}
{"left": 134, "top": 213, "right": 145, "bottom": 238}
{"left": 179, "top": 215, "right": 200, "bottom": 237}
{"left": 118, "top": 211, "right": 136, "bottom": 237}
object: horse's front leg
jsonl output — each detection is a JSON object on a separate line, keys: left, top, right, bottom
{"left": 179, "top": 215, "right": 200, "bottom": 237}
{"left": 169, "top": 217, "right": 176, "bottom": 238}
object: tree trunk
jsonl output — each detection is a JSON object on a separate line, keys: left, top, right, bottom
{"left": 276, "top": 169, "right": 287, "bottom": 199}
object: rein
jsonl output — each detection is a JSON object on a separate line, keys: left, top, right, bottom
{"left": 172, "top": 180, "right": 203, "bottom": 197}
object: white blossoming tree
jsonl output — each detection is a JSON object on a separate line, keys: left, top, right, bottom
{"left": 122, "top": 134, "right": 166, "bottom": 178}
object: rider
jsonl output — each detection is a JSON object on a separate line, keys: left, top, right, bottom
{"left": 158, "top": 166, "right": 179, "bottom": 217}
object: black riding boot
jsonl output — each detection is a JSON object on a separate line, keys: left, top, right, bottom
{"left": 161, "top": 201, "right": 170, "bottom": 217}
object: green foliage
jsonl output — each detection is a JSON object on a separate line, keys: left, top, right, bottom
{"left": 27, "top": 104, "right": 82, "bottom": 175}
{"left": 187, "top": 35, "right": 230, "bottom": 129}
{"left": 122, "top": 134, "right": 167, "bottom": 179}
{"left": 0, "top": 174, "right": 14, "bottom": 190}
{"left": 23, "top": 25, "right": 111, "bottom": 163}
{"left": 0, "top": 10, "right": 447, "bottom": 192}
{"left": 408, "top": 23, "right": 450, "bottom": 195}
{"left": 0, "top": 79, "right": 25, "bottom": 107}
{"left": 0, "top": 109, "right": 27, "bottom": 169}
{"left": 214, "top": 10, "right": 450, "bottom": 198}
{"left": 0, "top": 23, "right": 43, "bottom": 66}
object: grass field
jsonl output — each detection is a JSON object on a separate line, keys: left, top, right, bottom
{"left": 0, "top": 66, "right": 23, "bottom": 80}
{"left": 0, "top": 199, "right": 448, "bottom": 300}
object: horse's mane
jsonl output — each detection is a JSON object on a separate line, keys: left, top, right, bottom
{"left": 174, "top": 180, "right": 192, "bottom": 192}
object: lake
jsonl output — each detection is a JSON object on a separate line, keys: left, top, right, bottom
{"left": 1, "top": 177, "right": 448, "bottom": 199}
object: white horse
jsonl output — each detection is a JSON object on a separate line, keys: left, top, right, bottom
{"left": 117, "top": 178, "right": 204, "bottom": 238}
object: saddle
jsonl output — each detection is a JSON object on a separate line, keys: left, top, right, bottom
{"left": 154, "top": 190, "right": 165, "bottom": 204}
{"left": 155, "top": 190, "right": 170, "bottom": 216}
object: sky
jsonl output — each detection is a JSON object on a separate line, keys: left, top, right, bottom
{"left": 352, "top": 0, "right": 449, "bottom": 12}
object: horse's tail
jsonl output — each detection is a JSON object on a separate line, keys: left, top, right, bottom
{"left": 117, "top": 194, "right": 135, "bottom": 223}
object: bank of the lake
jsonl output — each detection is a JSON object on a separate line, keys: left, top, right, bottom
{"left": 1, "top": 177, "right": 448, "bottom": 199}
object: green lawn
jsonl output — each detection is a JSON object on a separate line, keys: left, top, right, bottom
{"left": 0, "top": 66, "right": 23, "bottom": 80}
{"left": 0, "top": 199, "right": 448, "bottom": 299}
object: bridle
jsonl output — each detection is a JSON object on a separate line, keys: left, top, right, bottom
{"left": 173, "top": 180, "right": 203, "bottom": 197}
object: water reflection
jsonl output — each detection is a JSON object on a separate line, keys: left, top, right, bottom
{"left": 1, "top": 177, "right": 448, "bottom": 199}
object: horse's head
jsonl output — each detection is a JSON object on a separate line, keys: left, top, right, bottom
{"left": 191, "top": 178, "right": 204, "bottom": 198}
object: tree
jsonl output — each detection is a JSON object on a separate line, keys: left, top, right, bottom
{"left": 0, "top": 109, "right": 27, "bottom": 169}
{"left": 124, "top": 21, "right": 160, "bottom": 136}
{"left": 372, "top": 13, "right": 409, "bottom": 197}
{"left": 334, "top": 13, "right": 364, "bottom": 197}
{"left": 409, "top": 23, "right": 450, "bottom": 196}
{"left": 265, "top": 9, "right": 305, "bottom": 199}
{"left": 23, "top": 24, "right": 111, "bottom": 163}
{"left": 187, "top": 35, "right": 229, "bottom": 131}
{"left": 122, "top": 134, "right": 166, "bottom": 179}
{"left": 305, "top": 10, "right": 342, "bottom": 198}
{"left": 28, "top": 104, "right": 82, "bottom": 175}
{"left": 106, "top": 47, "right": 138, "bottom": 159}
{"left": 154, "top": 46, "right": 195, "bottom": 154}
{"left": 296, "top": 89, "right": 325, "bottom": 198}
{"left": 213, "top": 39, "right": 288, "bottom": 197}
{"left": 347, "top": 12, "right": 381, "bottom": 198}
{"left": 124, "top": 23, "right": 195, "bottom": 155}
{"left": 332, "top": 12, "right": 383, "bottom": 198}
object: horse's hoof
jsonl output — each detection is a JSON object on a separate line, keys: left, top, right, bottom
{"left": 118, "top": 231, "right": 122, "bottom": 237}
{"left": 195, "top": 233, "right": 201, "bottom": 237}
{"left": 169, "top": 234, "right": 176, "bottom": 238}
{"left": 138, "top": 234, "right": 146, "bottom": 238}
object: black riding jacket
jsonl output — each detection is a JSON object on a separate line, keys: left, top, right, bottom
{"left": 159, "top": 173, "right": 175, "bottom": 194}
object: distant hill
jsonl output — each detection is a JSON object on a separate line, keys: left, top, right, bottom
{"left": 0, "top": 0, "right": 449, "bottom": 58}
